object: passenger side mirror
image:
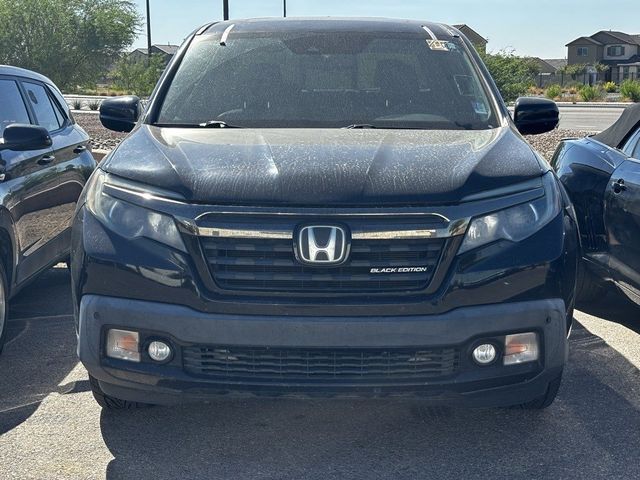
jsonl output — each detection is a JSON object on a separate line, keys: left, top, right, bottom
{"left": 99, "top": 96, "right": 141, "bottom": 133}
{"left": 0, "top": 124, "right": 52, "bottom": 151}
{"left": 513, "top": 97, "right": 559, "bottom": 135}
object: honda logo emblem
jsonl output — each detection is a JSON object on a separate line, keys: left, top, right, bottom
{"left": 296, "top": 225, "right": 349, "bottom": 265}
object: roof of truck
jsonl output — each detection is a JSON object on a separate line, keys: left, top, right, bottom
{"left": 202, "top": 17, "right": 461, "bottom": 38}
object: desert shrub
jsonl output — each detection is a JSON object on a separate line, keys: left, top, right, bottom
{"left": 620, "top": 80, "right": 640, "bottom": 102}
{"left": 603, "top": 81, "right": 617, "bottom": 93}
{"left": 88, "top": 99, "right": 102, "bottom": 111}
{"left": 72, "top": 99, "right": 83, "bottom": 110}
{"left": 545, "top": 84, "right": 562, "bottom": 99}
{"left": 478, "top": 50, "right": 540, "bottom": 102}
{"left": 579, "top": 85, "right": 604, "bottom": 102}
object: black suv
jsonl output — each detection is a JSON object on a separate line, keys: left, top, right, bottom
{"left": 72, "top": 18, "right": 578, "bottom": 409}
{"left": 0, "top": 66, "right": 96, "bottom": 353}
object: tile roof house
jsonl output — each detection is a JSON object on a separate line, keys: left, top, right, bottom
{"left": 532, "top": 58, "right": 567, "bottom": 74}
{"left": 566, "top": 30, "right": 640, "bottom": 82}
{"left": 453, "top": 24, "right": 488, "bottom": 53}
{"left": 128, "top": 44, "right": 179, "bottom": 65}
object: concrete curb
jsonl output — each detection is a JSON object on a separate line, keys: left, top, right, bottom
{"left": 92, "top": 149, "right": 110, "bottom": 162}
{"left": 554, "top": 102, "right": 633, "bottom": 108}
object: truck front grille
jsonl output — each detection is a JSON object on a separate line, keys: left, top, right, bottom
{"left": 183, "top": 345, "right": 459, "bottom": 383}
{"left": 200, "top": 236, "right": 445, "bottom": 293}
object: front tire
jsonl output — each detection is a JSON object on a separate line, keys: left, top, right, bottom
{"left": 89, "top": 375, "right": 152, "bottom": 410}
{"left": 518, "top": 373, "right": 562, "bottom": 410}
{"left": 0, "top": 262, "right": 8, "bottom": 355}
{"left": 576, "top": 262, "right": 607, "bottom": 303}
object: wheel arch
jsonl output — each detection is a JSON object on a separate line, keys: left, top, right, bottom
{"left": 0, "top": 207, "right": 19, "bottom": 296}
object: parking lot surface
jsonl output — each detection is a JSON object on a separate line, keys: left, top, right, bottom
{"left": 0, "top": 267, "right": 639, "bottom": 480}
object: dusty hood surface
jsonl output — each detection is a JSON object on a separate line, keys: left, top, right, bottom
{"left": 102, "top": 126, "right": 544, "bottom": 205}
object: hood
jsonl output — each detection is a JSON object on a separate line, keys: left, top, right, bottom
{"left": 102, "top": 126, "right": 544, "bottom": 206}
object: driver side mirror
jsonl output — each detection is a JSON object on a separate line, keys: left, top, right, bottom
{"left": 514, "top": 97, "right": 559, "bottom": 135}
{"left": 0, "top": 124, "right": 52, "bottom": 151}
{"left": 99, "top": 95, "right": 141, "bottom": 133}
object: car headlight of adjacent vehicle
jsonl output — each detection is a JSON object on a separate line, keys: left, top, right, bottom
{"left": 459, "top": 173, "right": 562, "bottom": 254}
{"left": 85, "top": 169, "right": 186, "bottom": 252}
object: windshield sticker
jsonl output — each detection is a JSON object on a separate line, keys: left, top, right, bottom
{"left": 422, "top": 25, "right": 450, "bottom": 51}
{"left": 426, "top": 39, "right": 450, "bottom": 51}
{"left": 473, "top": 101, "right": 488, "bottom": 116}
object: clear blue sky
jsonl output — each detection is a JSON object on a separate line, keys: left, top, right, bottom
{"left": 133, "top": 0, "right": 638, "bottom": 59}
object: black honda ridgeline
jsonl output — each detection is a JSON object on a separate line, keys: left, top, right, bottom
{"left": 72, "top": 18, "right": 578, "bottom": 409}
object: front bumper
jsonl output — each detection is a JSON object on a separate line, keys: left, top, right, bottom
{"left": 79, "top": 295, "right": 567, "bottom": 407}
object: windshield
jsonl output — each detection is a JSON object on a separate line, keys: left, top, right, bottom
{"left": 156, "top": 30, "right": 499, "bottom": 130}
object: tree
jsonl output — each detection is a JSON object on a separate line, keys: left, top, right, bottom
{"left": 112, "top": 53, "right": 165, "bottom": 96}
{"left": 0, "top": 0, "right": 140, "bottom": 90}
{"left": 479, "top": 49, "right": 540, "bottom": 102}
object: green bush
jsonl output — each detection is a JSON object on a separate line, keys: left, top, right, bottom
{"left": 620, "top": 80, "right": 640, "bottom": 102}
{"left": 479, "top": 50, "right": 539, "bottom": 102}
{"left": 603, "top": 81, "right": 617, "bottom": 93}
{"left": 88, "top": 99, "right": 102, "bottom": 111}
{"left": 545, "top": 84, "right": 562, "bottom": 99}
{"left": 72, "top": 99, "right": 83, "bottom": 110}
{"left": 579, "top": 85, "right": 604, "bottom": 102}
{"left": 112, "top": 53, "right": 165, "bottom": 97}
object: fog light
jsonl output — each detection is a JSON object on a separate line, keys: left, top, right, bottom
{"left": 148, "top": 341, "right": 172, "bottom": 362}
{"left": 472, "top": 343, "right": 497, "bottom": 365}
{"left": 106, "top": 329, "right": 140, "bottom": 362}
{"left": 504, "top": 332, "right": 539, "bottom": 365}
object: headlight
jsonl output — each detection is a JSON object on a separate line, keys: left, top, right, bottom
{"left": 459, "top": 173, "right": 562, "bottom": 254}
{"left": 85, "top": 170, "right": 186, "bottom": 252}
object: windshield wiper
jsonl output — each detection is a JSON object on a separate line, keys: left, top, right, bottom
{"left": 342, "top": 124, "right": 378, "bottom": 129}
{"left": 198, "top": 120, "right": 243, "bottom": 128}
{"left": 152, "top": 120, "right": 244, "bottom": 128}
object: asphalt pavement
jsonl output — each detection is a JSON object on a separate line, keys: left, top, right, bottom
{"left": 557, "top": 105, "right": 625, "bottom": 131}
{"left": 0, "top": 267, "right": 639, "bottom": 480}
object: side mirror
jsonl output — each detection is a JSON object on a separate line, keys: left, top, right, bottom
{"left": 0, "top": 124, "right": 52, "bottom": 151}
{"left": 99, "top": 95, "right": 141, "bottom": 133}
{"left": 514, "top": 97, "right": 559, "bottom": 135}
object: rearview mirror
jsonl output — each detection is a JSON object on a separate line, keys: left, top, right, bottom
{"left": 513, "top": 97, "right": 559, "bottom": 135}
{"left": 99, "top": 95, "right": 141, "bottom": 133}
{"left": 0, "top": 124, "right": 52, "bottom": 151}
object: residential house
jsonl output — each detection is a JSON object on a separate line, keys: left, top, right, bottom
{"left": 453, "top": 24, "right": 488, "bottom": 53}
{"left": 529, "top": 58, "right": 568, "bottom": 87}
{"left": 532, "top": 58, "right": 566, "bottom": 75}
{"left": 566, "top": 31, "right": 640, "bottom": 82}
{"left": 128, "top": 44, "right": 179, "bottom": 65}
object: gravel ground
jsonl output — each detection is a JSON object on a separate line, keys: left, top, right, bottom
{"left": 74, "top": 111, "right": 597, "bottom": 160}
{"left": 75, "top": 112, "right": 127, "bottom": 151}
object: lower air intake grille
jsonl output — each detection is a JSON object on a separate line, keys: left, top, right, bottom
{"left": 183, "top": 345, "right": 459, "bottom": 383}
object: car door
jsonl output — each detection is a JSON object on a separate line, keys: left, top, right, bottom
{"left": 0, "top": 77, "right": 57, "bottom": 284}
{"left": 11, "top": 79, "right": 86, "bottom": 284}
{"left": 604, "top": 146, "right": 640, "bottom": 302}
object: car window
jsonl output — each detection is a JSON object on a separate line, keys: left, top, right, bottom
{"left": 622, "top": 128, "right": 640, "bottom": 157}
{"left": 22, "top": 81, "right": 62, "bottom": 132}
{"left": 0, "top": 79, "right": 31, "bottom": 137}
{"left": 157, "top": 31, "right": 498, "bottom": 130}
{"left": 632, "top": 132, "right": 640, "bottom": 159}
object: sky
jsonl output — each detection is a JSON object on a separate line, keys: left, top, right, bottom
{"left": 133, "top": 0, "right": 639, "bottom": 59}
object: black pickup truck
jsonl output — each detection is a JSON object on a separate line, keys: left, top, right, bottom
{"left": 71, "top": 18, "right": 578, "bottom": 409}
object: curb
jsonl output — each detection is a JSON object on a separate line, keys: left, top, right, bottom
{"left": 92, "top": 149, "right": 110, "bottom": 162}
{"left": 554, "top": 102, "right": 632, "bottom": 108}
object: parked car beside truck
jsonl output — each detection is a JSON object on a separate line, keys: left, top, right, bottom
{"left": 553, "top": 103, "right": 640, "bottom": 306}
{"left": 72, "top": 18, "right": 578, "bottom": 409}
{"left": 0, "top": 65, "right": 96, "bottom": 353}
